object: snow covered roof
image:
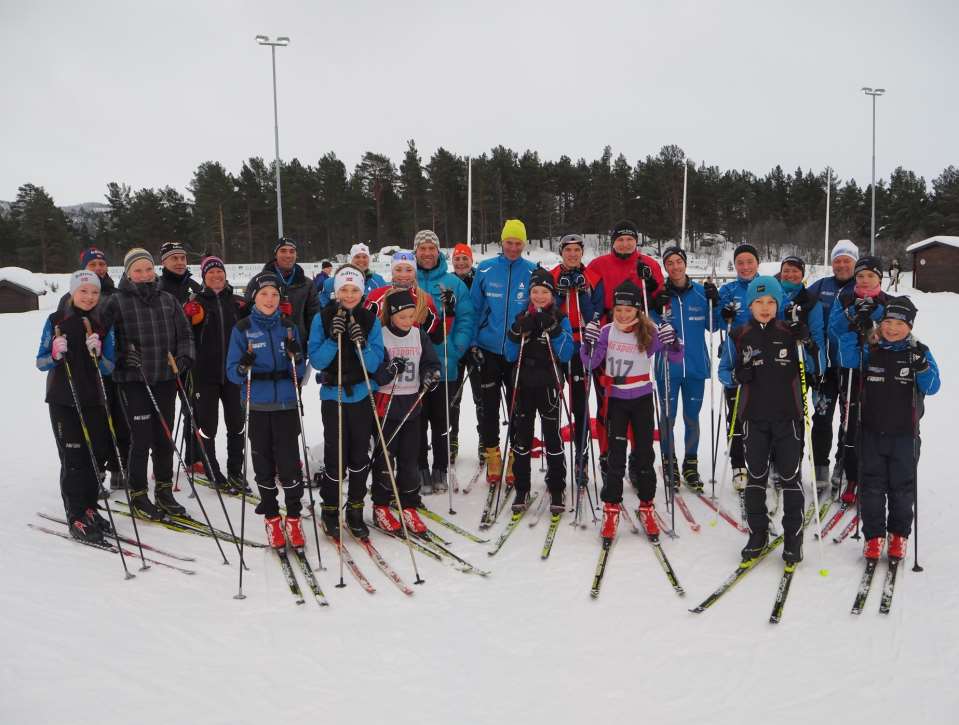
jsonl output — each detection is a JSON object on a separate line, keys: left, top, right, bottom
{"left": 907, "top": 236, "right": 959, "bottom": 253}
{"left": 0, "top": 267, "right": 46, "bottom": 295}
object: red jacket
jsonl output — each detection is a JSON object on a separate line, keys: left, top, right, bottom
{"left": 549, "top": 264, "right": 603, "bottom": 343}
{"left": 364, "top": 285, "right": 441, "bottom": 336}
{"left": 586, "top": 250, "right": 664, "bottom": 320}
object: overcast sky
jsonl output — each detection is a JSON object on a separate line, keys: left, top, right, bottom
{"left": 2, "top": 0, "right": 957, "bottom": 205}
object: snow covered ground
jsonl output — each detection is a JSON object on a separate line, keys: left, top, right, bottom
{"left": 1, "top": 270, "right": 956, "bottom": 725}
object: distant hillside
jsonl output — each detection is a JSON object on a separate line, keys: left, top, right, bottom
{"left": 0, "top": 200, "right": 109, "bottom": 219}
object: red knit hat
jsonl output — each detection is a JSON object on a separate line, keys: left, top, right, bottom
{"left": 452, "top": 243, "right": 473, "bottom": 261}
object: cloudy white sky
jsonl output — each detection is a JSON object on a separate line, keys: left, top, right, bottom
{"left": 2, "top": 0, "right": 957, "bottom": 205}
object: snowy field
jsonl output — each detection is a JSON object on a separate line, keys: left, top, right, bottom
{"left": 1, "top": 269, "right": 956, "bottom": 725}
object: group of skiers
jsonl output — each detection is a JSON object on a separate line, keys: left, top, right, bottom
{"left": 37, "top": 220, "right": 940, "bottom": 575}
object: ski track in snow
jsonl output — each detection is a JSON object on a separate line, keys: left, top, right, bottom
{"left": 2, "top": 275, "right": 958, "bottom": 724}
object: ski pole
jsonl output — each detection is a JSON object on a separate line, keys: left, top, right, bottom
{"left": 354, "top": 338, "right": 425, "bottom": 584}
{"left": 168, "top": 353, "right": 245, "bottom": 567}
{"left": 287, "top": 329, "right": 324, "bottom": 571}
{"left": 81, "top": 319, "right": 148, "bottom": 571}
{"left": 542, "top": 320, "right": 575, "bottom": 510}
{"left": 640, "top": 280, "right": 674, "bottom": 524}
{"left": 58, "top": 325, "right": 135, "bottom": 579}
{"left": 911, "top": 378, "right": 923, "bottom": 572}
{"left": 494, "top": 335, "right": 527, "bottom": 518}
{"left": 797, "top": 340, "right": 828, "bottom": 577}
{"left": 235, "top": 356, "right": 252, "bottom": 600}
{"left": 709, "top": 384, "right": 740, "bottom": 529}
{"left": 851, "top": 343, "right": 865, "bottom": 541}
{"left": 708, "top": 295, "right": 717, "bottom": 496}
{"left": 439, "top": 298, "right": 456, "bottom": 515}
{"left": 335, "top": 332, "right": 346, "bottom": 588}
{"left": 132, "top": 346, "right": 230, "bottom": 565}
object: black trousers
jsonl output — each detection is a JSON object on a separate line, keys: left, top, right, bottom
{"left": 418, "top": 384, "right": 450, "bottom": 472}
{"left": 49, "top": 403, "right": 113, "bottom": 520}
{"left": 451, "top": 360, "right": 483, "bottom": 444}
{"left": 372, "top": 412, "right": 422, "bottom": 509}
{"left": 194, "top": 381, "right": 245, "bottom": 479}
{"left": 178, "top": 372, "right": 197, "bottom": 465}
{"left": 102, "top": 376, "right": 130, "bottom": 474}
{"left": 479, "top": 352, "right": 514, "bottom": 449}
{"left": 859, "top": 429, "right": 918, "bottom": 540}
{"left": 320, "top": 398, "right": 373, "bottom": 505}
{"left": 811, "top": 366, "right": 846, "bottom": 468}
{"left": 119, "top": 380, "right": 176, "bottom": 491}
{"left": 743, "top": 418, "right": 805, "bottom": 537}
{"left": 602, "top": 395, "right": 656, "bottom": 504}
{"left": 511, "top": 385, "right": 566, "bottom": 496}
{"left": 565, "top": 354, "right": 589, "bottom": 469}
{"left": 725, "top": 386, "right": 745, "bottom": 468}
{"left": 249, "top": 408, "right": 302, "bottom": 518}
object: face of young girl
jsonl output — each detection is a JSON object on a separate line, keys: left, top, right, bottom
{"left": 391, "top": 307, "right": 416, "bottom": 331}
{"left": 337, "top": 285, "right": 362, "bottom": 310}
{"left": 391, "top": 264, "right": 415, "bottom": 287}
{"left": 73, "top": 283, "right": 100, "bottom": 311}
{"left": 856, "top": 270, "right": 881, "bottom": 291}
{"left": 750, "top": 296, "right": 777, "bottom": 323}
{"left": 530, "top": 286, "right": 553, "bottom": 308}
{"left": 880, "top": 318, "right": 910, "bottom": 342}
{"left": 780, "top": 264, "right": 803, "bottom": 284}
{"left": 613, "top": 305, "right": 639, "bottom": 329}
{"left": 255, "top": 286, "right": 280, "bottom": 315}
{"left": 127, "top": 259, "right": 156, "bottom": 283}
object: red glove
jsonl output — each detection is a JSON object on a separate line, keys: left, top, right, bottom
{"left": 183, "top": 300, "right": 204, "bottom": 324}
{"left": 279, "top": 301, "right": 293, "bottom": 316}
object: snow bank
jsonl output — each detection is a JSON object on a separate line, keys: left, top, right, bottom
{"left": 0, "top": 266, "right": 46, "bottom": 295}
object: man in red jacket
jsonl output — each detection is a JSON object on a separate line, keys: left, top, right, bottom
{"left": 586, "top": 219, "right": 664, "bottom": 319}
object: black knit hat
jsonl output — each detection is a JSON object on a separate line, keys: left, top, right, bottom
{"left": 854, "top": 255, "right": 883, "bottom": 279}
{"left": 610, "top": 219, "right": 640, "bottom": 241}
{"left": 245, "top": 271, "right": 281, "bottom": 303}
{"left": 530, "top": 266, "right": 556, "bottom": 294}
{"left": 612, "top": 280, "right": 643, "bottom": 309}
{"left": 781, "top": 255, "right": 805, "bottom": 275}
{"left": 662, "top": 246, "right": 687, "bottom": 265}
{"left": 159, "top": 240, "right": 187, "bottom": 263}
{"left": 733, "top": 243, "right": 759, "bottom": 263}
{"left": 386, "top": 289, "right": 416, "bottom": 316}
{"left": 883, "top": 296, "right": 917, "bottom": 327}
{"left": 273, "top": 237, "right": 297, "bottom": 256}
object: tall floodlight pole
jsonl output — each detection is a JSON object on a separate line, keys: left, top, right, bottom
{"left": 824, "top": 167, "right": 831, "bottom": 267}
{"left": 256, "top": 34, "right": 291, "bottom": 239}
{"left": 862, "top": 87, "right": 885, "bottom": 255}
{"left": 680, "top": 159, "right": 688, "bottom": 248}
{"left": 467, "top": 156, "right": 473, "bottom": 248}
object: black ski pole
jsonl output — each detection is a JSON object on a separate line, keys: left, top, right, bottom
{"left": 911, "top": 366, "right": 923, "bottom": 573}
{"left": 235, "top": 357, "right": 252, "bottom": 600}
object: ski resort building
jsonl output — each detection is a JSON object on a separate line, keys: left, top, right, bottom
{"left": 908, "top": 236, "right": 959, "bottom": 294}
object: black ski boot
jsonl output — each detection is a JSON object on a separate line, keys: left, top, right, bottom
{"left": 130, "top": 489, "right": 164, "bottom": 521}
{"left": 69, "top": 516, "right": 105, "bottom": 544}
{"left": 109, "top": 470, "right": 127, "bottom": 491}
{"left": 549, "top": 488, "right": 565, "bottom": 515}
{"left": 227, "top": 473, "right": 253, "bottom": 495}
{"left": 783, "top": 530, "right": 804, "bottom": 566}
{"left": 345, "top": 502, "right": 369, "bottom": 538}
{"left": 84, "top": 507, "right": 112, "bottom": 534}
{"left": 155, "top": 482, "right": 186, "bottom": 516}
{"left": 321, "top": 505, "right": 340, "bottom": 538}
{"left": 575, "top": 461, "right": 589, "bottom": 488}
{"left": 741, "top": 528, "right": 769, "bottom": 563}
{"left": 682, "top": 457, "right": 704, "bottom": 493}
{"left": 664, "top": 456, "right": 681, "bottom": 490}
{"left": 477, "top": 442, "right": 487, "bottom": 463}
{"left": 511, "top": 489, "right": 530, "bottom": 514}
{"left": 419, "top": 468, "right": 433, "bottom": 495}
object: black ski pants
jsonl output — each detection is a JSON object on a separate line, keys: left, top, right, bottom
{"left": 320, "top": 398, "right": 373, "bottom": 506}
{"left": 743, "top": 418, "right": 805, "bottom": 538}
{"left": 511, "top": 385, "right": 566, "bottom": 497}
{"left": 725, "top": 385, "right": 745, "bottom": 469}
{"left": 565, "top": 354, "right": 589, "bottom": 472}
{"left": 102, "top": 376, "right": 130, "bottom": 474}
{"left": 859, "top": 429, "right": 918, "bottom": 540}
{"left": 602, "top": 395, "right": 656, "bottom": 504}
{"left": 249, "top": 408, "right": 302, "bottom": 518}
{"left": 373, "top": 412, "right": 422, "bottom": 509}
{"left": 838, "top": 368, "right": 862, "bottom": 485}
{"left": 119, "top": 380, "right": 176, "bottom": 492}
{"left": 479, "top": 352, "right": 514, "bottom": 449}
{"left": 811, "top": 365, "right": 845, "bottom": 468}
{"left": 194, "top": 381, "right": 245, "bottom": 479}
{"left": 451, "top": 360, "right": 482, "bottom": 447}
{"left": 418, "top": 384, "right": 450, "bottom": 472}
{"left": 49, "top": 403, "right": 113, "bottom": 520}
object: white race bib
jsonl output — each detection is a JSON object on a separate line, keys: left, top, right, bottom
{"left": 380, "top": 327, "right": 422, "bottom": 396}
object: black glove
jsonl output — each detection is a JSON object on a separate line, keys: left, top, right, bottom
{"left": 910, "top": 343, "right": 929, "bottom": 373}
{"left": 124, "top": 346, "right": 142, "bottom": 370}
{"left": 175, "top": 355, "right": 193, "bottom": 373}
{"left": 469, "top": 346, "right": 485, "bottom": 367}
{"left": 788, "top": 320, "right": 810, "bottom": 343}
{"left": 636, "top": 261, "right": 654, "bottom": 280}
{"left": 734, "top": 344, "right": 762, "bottom": 384}
{"left": 439, "top": 288, "right": 456, "bottom": 317}
{"left": 348, "top": 318, "right": 365, "bottom": 346}
{"left": 512, "top": 312, "right": 538, "bottom": 336}
{"left": 237, "top": 349, "right": 256, "bottom": 375}
{"left": 721, "top": 301, "right": 739, "bottom": 324}
{"left": 536, "top": 309, "right": 559, "bottom": 336}
{"left": 423, "top": 369, "right": 441, "bottom": 392}
{"left": 651, "top": 291, "right": 670, "bottom": 314}
{"left": 559, "top": 270, "right": 586, "bottom": 291}
{"left": 703, "top": 281, "right": 719, "bottom": 304}
{"left": 386, "top": 356, "right": 409, "bottom": 378}
{"left": 330, "top": 311, "right": 347, "bottom": 338}
{"left": 285, "top": 338, "right": 302, "bottom": 357}
{"left": 853, "top": 296, "right": 877, "bottom": 323}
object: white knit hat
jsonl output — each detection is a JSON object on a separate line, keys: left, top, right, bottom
{"left": 334, "top": 266, "right": 365, "bottom": 294}
{"left": 349, "top": 243, "right": 370, "bottom": 259}
{"left": 70, "top": 270, "right": 101, "bottom": 294}
{"left": 831, "top": 239, "right": 859, "bottom": 263}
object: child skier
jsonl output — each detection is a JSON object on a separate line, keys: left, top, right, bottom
{"left": 503, "top": 267, "right": 575, "bottom": 513}
{"left": 37, "top": 271, "right": 117, "bottom": 543}
{"left": 226, "top": 272, "right": 307, "bottom": 549}
{"left": 843, "top": 296, "right": 939, "bottom": 561}
{"left": 308, "top": 265, "right": 385, "bottom": 539}
{"left": 370, "top": 288, "right": 442, "bottom": 534}
{"left": 581, "top": 280, "right": 683, "bottom": 538}
{"left": 718, "top": 276, "right": 816, "bottom": 564}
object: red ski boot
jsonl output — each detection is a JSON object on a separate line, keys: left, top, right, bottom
{"left": 373, "top": 504, "right": 402, "bottom": 533}
{"left": 637, "top": 500, "right": 660, "bottom": 539}
{"left": 401, "top": 507, "right": 428, "bottom": 535}
{"left": 887, "top": 533, "right": 908, "bottom": 561}
{"left": 863, "top": 536, "right": 885, "bottom": 561}
{"left": 264, "top": 516, "right": 285, "bottom": 549}
{"left": 840, "top": 480, "right": 858, "bottom": 505}
{"left": 600, "top": 503, "right": 620, "bottom": 539}
{"left": 284, "top": 516, "right": 305, "bottom": 548}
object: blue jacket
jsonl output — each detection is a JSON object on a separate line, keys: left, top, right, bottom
{"left": 225, "top": 308, "right": 306, "bottom": 409}
{"left": 470, "top": 254, "right": 537, "bottom": 355}
{"left": 651, "top": 279, "right": 712, "bottom": 380}
{"left": 829, "top": 290, "right": 890, "bottom": 369}
{"left": 806, "top": 275, "right": 854, "bottom": 368}
{"left": 416, "top": 254, "right": 476, "bottom": 380}
{"left": 319, "top": 270, "right": 386, "bottom": 308}
{"left": 307, "top": 309, "right": 385, "bottom": 403}
{"left": 780, "top": 281, "right": 826, "bottom": 374}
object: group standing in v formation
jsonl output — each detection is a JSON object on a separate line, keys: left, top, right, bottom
{"left": 35, "top": 217, "right": 940, "bottom": 577}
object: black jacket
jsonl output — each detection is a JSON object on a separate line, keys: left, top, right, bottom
{"left": 39, "top": 305, "right": 112, "bottom": 407}
{"left": 158, "top": 268, "right": 202, "bottom": 304}
{"left": 261, "top": 261, "right": 321, "bottom": 346}
{"left": 316, "top": 305, "right": 377, "bottom": 389}
{"left": 191, "top": 284, "right": 250, "bottom": 385}
{"left": 730, "top": 319, "right": 803, "bottom": 421}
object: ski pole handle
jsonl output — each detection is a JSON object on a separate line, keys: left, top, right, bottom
{"left": 167, "top": 351, "right": 179, "bottom": 375}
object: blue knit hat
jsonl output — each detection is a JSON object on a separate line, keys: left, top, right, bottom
{"left": 745, "top": 275, "right": 783, "bottom": 309}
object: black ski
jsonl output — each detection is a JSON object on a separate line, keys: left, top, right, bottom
{"left": 417, "top": 507, "right": 489, "bottom": 543}
{"left": 878, "top": 558, "right": 901, "bottom": 615}
{"left": 647, "top": 535, "right": 685, "bottom": 597}
{"left": 541, "top": 513, "right": 561, "bottom": 560}
{"left": 769, "top": 564, "right": 797, "bottom": 624}
{"left": 289, "top": 546, "right": 329, "bottom": 606}
{"left": 590, "top": 536, "right": 614, "bottom": 599}
{"left": 851, "top": 559, "right": 879, "bottom": 615}
{"left": 37, "top": 512, "right": 196, "bottom": 561}
{"left": 274, "top": 547, "right": 305, "bottom": 604}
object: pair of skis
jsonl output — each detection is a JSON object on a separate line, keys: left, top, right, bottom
{"left": 851, "top": 557, "right": 902, "bottom": 615}
{"left": 274, "top": 544, "right": 328, "bottom": 606}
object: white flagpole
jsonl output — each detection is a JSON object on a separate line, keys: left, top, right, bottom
{"left": 680, "top": 160, "right": 688, "bottom": 248}
{"left": 824, "top": 167, "right": 831, "bottom": 267}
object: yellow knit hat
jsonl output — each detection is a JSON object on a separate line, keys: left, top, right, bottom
{"left": 501, "top": 219, "right": 527, "bottom": 243}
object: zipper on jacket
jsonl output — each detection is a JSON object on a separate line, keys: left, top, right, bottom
{"left": 500, "top": 260, "right": 513, "bottom": 354}
{"left": 216, "top": 294, "right": 225, "bottom": 383}
{"left": 267, "top": 325, "right": 279, "bottom": 402}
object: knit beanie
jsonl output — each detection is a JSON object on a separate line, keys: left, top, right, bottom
{"left": 529, "top": 266, "right": 555, "bottom": 294}
{"left": 245, "top": 271, "right": 281, "bottom": 303}
{"left": 70, "top": 270, "right": 101, "bottom": 294}
{"left": 662, "top": 246, "right": 688, "bottom": 265}
{"left": 882, "top": 296, "right": 917, "bottom": 328}
{"left": 334, "top": 265, "right": 365, "bottom": 294}
{"left": 201, "top": 256, "right": 225, "bottom": 280}
{"left": 452, "top": 243, "right": 473, "bottom": 261}
{"left": 612, "top": 280, "right": 643, "bottom": 309}
{"left": 501, "top": 219, "right": 527, "bottom": 243}
{"left": 610, "top": 220, "right": 640, "bottom": 242}
{"left": 734, "top": 243, "right": 760, "bottom": 263}
{"left": 781, "top": 255, "right": 805, "bottom": 276}
{"left": 413, "top": 230, "right": 440, "bottom": 248}
{"left": 386, "top": 289, "right": 416, "bottom": 316}
{"left": 273, "top": 237, "right": 297, "bottom": 256}
{"left": 123, "top": 248, "right": 154, "bottom": 274}
{"left": 159, "top": 240, "right": 187, "bottom": 263}
{"left": 80, "top": 247, "right": 107, "bottom": 268}
{"left": 391, "top": 251, "right": 416, "bottom": 272}
{"left": 854, "top": 255, "right": 883, "bottom": 279}
{"left": 745, "top": 275, "right": 784, "bottom": 309}
{"left": 350, "top": 243, "right": 370, "bottom": 259}
{"left": 830, "top": 239, "right": 859, "bottom": 263}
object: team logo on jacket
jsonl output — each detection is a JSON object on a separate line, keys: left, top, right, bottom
{"left": 899, "top": 367, "right": 909, "bottom": 377}
{"left": 778, "top": 348, "right": 787, "bottom": 359}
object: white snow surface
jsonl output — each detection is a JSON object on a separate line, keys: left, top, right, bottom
{"left": 2, "top": 271, "right": 957, "bottom": 725}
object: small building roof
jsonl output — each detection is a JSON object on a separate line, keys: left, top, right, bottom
{"left": 0, "top": 267, "right": 46, "bottom": 295}
{"left": 906, "top": 236, "right": 959, "bottom": 253}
